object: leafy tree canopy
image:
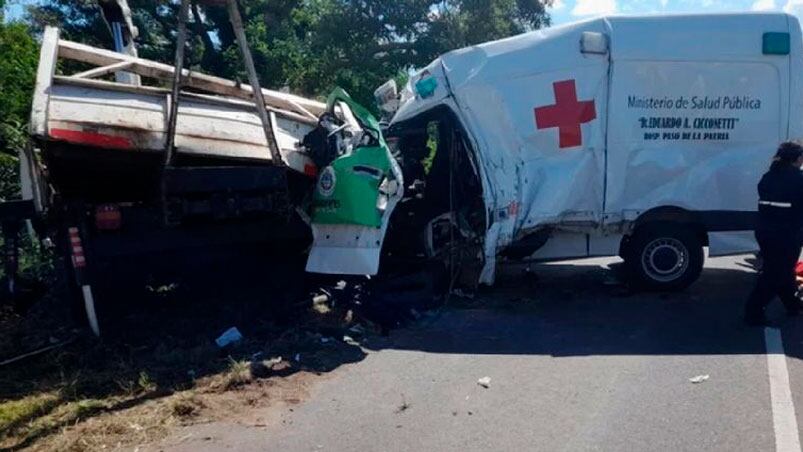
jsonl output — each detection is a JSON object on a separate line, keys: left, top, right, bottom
{"left": 25, "top": 0, "right": 552, "bottom": 107}
{"left": 0, "top": 19, "right": 39, "bottom": 153}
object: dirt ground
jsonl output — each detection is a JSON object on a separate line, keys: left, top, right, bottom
{"left": 0, "top": 251, "right": 375, "bottom": 451}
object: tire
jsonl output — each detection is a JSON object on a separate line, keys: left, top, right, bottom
{"left": 624, "top": 224, "right": 704, "bottom": 292}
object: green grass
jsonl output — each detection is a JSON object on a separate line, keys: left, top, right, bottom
{"left": 0, "top": 392, "right": 61, "bottom": 436}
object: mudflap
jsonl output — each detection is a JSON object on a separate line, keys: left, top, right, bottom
{"left": 306, "top": 213, "right": 397, "bottom": 275}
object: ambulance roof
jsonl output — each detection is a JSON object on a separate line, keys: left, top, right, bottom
{"left": 391, "top": 12, "right": 800, "bottom": 126}
{"left": 437, "top": 12, "right": 797, "bottom": 90}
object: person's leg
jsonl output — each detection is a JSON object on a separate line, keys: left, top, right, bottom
{"left": 745, "top": 235, "right": 778, "bottom": 323}
{"left": 746, "top": 271, "right": 775, "bottom": 322}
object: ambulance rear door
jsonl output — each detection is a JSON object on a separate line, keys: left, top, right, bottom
{"left": 604, "top": 14, "right": 789, "bottom": 256}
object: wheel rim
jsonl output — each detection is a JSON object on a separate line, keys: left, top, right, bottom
{"left": 641, "top": 237, "right": 689, "bottom": 283}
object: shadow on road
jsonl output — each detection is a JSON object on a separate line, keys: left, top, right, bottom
{"left": 365, "top": 258, "right": 784, "bottom": 360}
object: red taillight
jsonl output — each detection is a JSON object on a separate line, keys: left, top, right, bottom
{"left": 95, "top": 204, "right": 122, "bottom": 231}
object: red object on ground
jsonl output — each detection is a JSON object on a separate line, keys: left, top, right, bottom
{"left": 795, "top": 261, "right": 803, "bottom": 277}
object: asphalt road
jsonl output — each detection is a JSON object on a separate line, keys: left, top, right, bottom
{"left": 157, "top": 255, "right": 803, "bottom": 451}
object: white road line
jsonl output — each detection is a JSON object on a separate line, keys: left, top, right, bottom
{"left": 765, "top": 327, "right": 801, "bottom": 452}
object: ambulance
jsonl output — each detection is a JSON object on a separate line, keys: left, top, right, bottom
{"left": 306, "top": 12, "right": 803, "bottom": 291}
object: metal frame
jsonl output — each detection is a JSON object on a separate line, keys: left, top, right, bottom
{"left": 164, "top": 0, "right": 284, "bottom": 166}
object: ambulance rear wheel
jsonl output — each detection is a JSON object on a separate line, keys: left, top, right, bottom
{"left": 625, "top": 224, "right": 704, "bottom": 292}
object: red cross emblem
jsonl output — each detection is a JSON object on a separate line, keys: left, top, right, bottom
{"left": 534, "top": 80, "right": 597, "bottom": 149}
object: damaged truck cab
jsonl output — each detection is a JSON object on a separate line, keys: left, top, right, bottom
{"left": 308, "top": 12, "right": 803, "bottom": 291}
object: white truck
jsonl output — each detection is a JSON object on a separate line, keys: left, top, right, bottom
{"left": 309, "top": 12, "right": 803, "bottom": 291}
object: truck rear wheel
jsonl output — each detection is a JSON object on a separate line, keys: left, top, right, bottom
{"left": 624, "top": 224, "right": 704, "bottom": 291}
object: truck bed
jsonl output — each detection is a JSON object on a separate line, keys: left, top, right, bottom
{"left": 29, "top": 27, "right": 324, "bottom": 190}
{"left": 41, "top": 77, "right": 316, "bottom": 168}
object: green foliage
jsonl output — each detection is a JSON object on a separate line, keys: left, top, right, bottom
{"left": 18, "top": 232, "right": 55, "bottom": 283}
{"left": 0, "top": 21, "right": 38, "bottom": 155}
{"left": 25, "top": 0, "right": 552, "bottom": 109}
{"left": 0, "top": 151, "right": 20, "bottom": 201}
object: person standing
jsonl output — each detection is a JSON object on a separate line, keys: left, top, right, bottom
{"left": 745, "top": 141, "right": 803, "bottom": 326}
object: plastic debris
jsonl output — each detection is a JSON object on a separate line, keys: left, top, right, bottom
{"left": 294, "top": 353, "right": 301, "bottom": 362}
{"left": 215, "top": 327, "right": 243, "bottom": 348}
{"left": 343, "top": 335, "right": 359, "bottom": 346}
{"left": 477, "top": 376, "right": 491, "bottom": 388}
{"left": 146, "top": 283, "right": 179, "bottom": 294}
{"left": 266, "top": 356, "right": 282, "bottom": 366}
{"left": 689, "top": 375, "right": 710, "bottom": 384}
{"left": 349, "top": 324, "right": 366, "bottom": 335}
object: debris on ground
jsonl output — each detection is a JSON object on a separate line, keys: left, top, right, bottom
{"left": 312, "top": 293, "right": 332, "bottom": 314}
{"left": 477, "top": 377, "right": 492, "bottom": 388}
{"left": 452, "top": 289, "right": 475, "bottom": 299}
{"left": 395, "top": 394, "right": 411, "bottom": 413}
{"left": 146, "top": 283, "right": 180, "bottom": 295}
{"left": 689, "top": 375, "right": 710, "bottom": 384}
{"left": 342, "top": 335, "right": 359, "bottom": 346}
{"left": 215, "top": 327, "right": 244, "bottom": 348}
{"left": 0, "top": 337, "right": 75, "bottom": 367}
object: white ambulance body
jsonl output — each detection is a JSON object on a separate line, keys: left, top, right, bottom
{"left": 386, "top": 12, "right": 803, "bottom": 290}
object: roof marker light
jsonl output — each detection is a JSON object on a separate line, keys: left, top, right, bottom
{"left": 415, "top": 70, "right": 437, "bottom": 99}
{"left": 580, "top": 32, "right": 609, "bottom": 55}
{"left": 763, "top": 32, "right": 790, "bottom": 55}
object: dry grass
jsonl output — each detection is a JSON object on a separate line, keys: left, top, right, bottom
{"left": 205, "top": 358, "right": 253, "bottom": 393}
{"left": 1, "top": 395, "right": 111, "bottom": 451}
{"left": 21, "top": 370, "right": 322, "bottom": 451}
{"left": 0, "top": 263, "right": 368, "bottom": 451}
{"left": 0, "top": 333, "right": 364, "bottom": 451}
{"left": 170, "top": 393, "right": 205, "bottom": 418}
{"left": 1, "top": 367, "right": 214, "bottom": 451}
{"left": 0, "top": 392, "right": 60, "bottom": 434}
{"left": 39, "top": 395, "right": 176, "bottom": 451}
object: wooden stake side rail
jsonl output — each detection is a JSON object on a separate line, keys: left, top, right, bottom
{"left": 56, "top": 36, "right": 324, "bottom": 121}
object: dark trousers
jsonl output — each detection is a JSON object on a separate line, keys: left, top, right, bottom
{"left": 745, "top": 230, "right": 802, "bottom": 320}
